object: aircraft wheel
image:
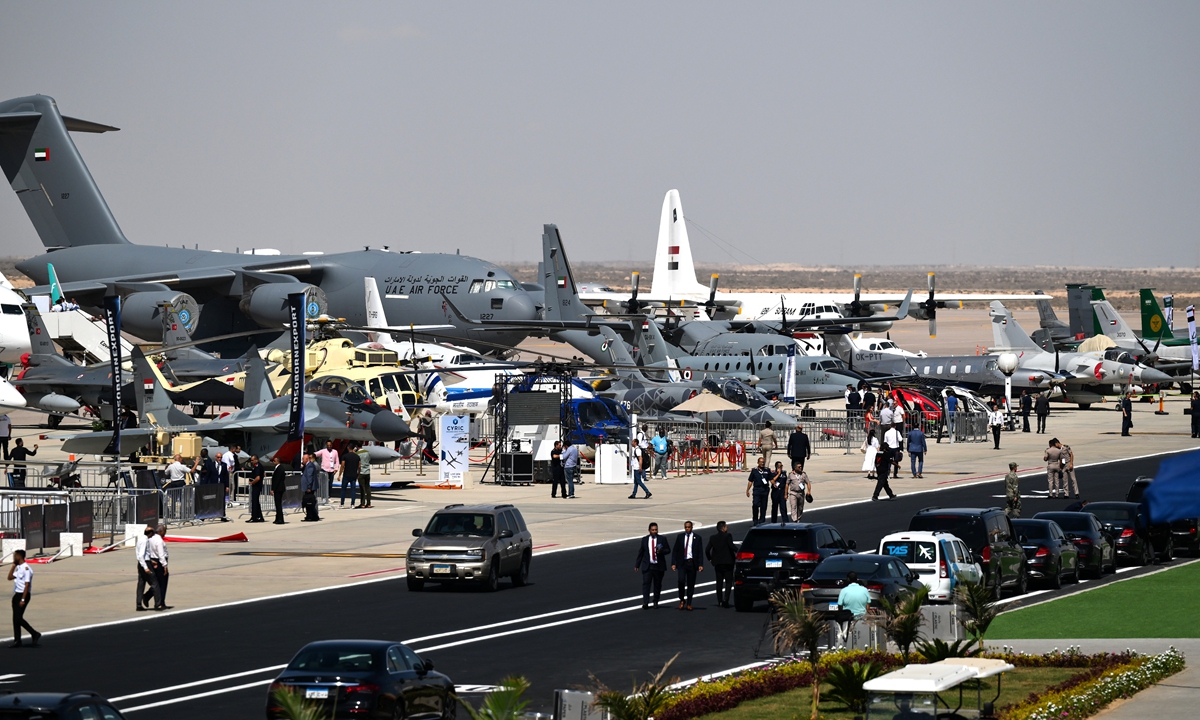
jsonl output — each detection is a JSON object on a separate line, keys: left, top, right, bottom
{"left": 1077, "top": 403, "right": 1091, "bottom": 410}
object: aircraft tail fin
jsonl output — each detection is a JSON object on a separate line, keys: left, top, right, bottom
{"left": 1034, "top": 293, "right": 1062, "bottom": 327}
{"left": 1139, "top": 289, "right": 1175, "bottom": 343}
{"left": 989, "top": 301, "right": 1042, "bottom": 352}
{"left": 47, "top": 263, "right": 63, "bottom": 304}
{"left": 650, "top": 189, "right": 708, "bottom": 298}
{"left": 133, "top": 347, "right": 196, "bottom": 428}
{"left": 160, "top": 306, "right": 194, "bottom": 357}
{"left": 1091, "top": 300, "right": 1137, "bottom": 344}
{"left": 22, "top": 302, "right": 67, "bottom": 363}
{"left": 242, "top": 351, "right": 276, "bottom": 407}
{"left": 363, "top": 277, "right": 395, "bottom": 344}
{"left": 0, "top": 95, "right": 130, "bottom": 249}
{"left": 541, "top": 224, "right": 591, "bottom": 322}
{"left": 598, "top": 326, "right": 642, "bottom": 380}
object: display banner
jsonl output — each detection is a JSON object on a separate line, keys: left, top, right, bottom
{"left": 103, "top": 293, "right": 123, "bottom": 456}
{"left": 783, "top": 344, "right": 797, "bottom": 403}
{"left": 286, "top": 292, "right": 307, "bottom": 442}
{"left": 439, "top": 415, "right": 469, "bottom": 487}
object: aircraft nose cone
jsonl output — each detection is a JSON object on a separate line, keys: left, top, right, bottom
{"left": 501, "top": 292, "right": 538, "bottom": 322}
{"left": 1138, "top": 367, "right": 1174, "bottom": 385}
{"left": 370, "top": 409, "right": 413, "bottom": 442}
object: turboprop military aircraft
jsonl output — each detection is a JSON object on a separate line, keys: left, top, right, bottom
{"left": 1089, "top": 294, "right": 1199, "bottom": 389}
{"left": 0, "top": 95, "right": 538, "bottom": 353}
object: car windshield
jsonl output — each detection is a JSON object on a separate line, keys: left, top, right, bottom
{"left": 425, "top": 513, "right": 495, "bottom": 537}
{"left": 1127, "top": 482, "right": 1148, "bottom": 503}
{"left": 1037, "top": 513, "right": 1091, "bottom": 532}
{"left": 741, "top": 529, "right": 814, "bottom": 554}
{"left": 289, "top": 647, "right": 378, "bottom": 672}
{"left": 880, "top": 540, "right": 937, "bottom": 564}
{"left": 908, "top": 515, "right": 986, "bottom": 548}
{"left": 1088, "top": 505, "right": 1136, "bottom": 523}
{"left": 1012, "top": 521, "right": 1051, "bottom": 540}
{"left": 811, "top": 556, "right": 883, "bottom": 579}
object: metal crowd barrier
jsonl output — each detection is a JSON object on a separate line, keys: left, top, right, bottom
{"left": 0, "top": 490, "right": 70, "bottom": 536}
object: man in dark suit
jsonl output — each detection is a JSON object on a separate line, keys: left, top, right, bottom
{"left": 706, "top": 521, "right": 736, "bottom": 608}
{"left": 671, "top": 521, "right": 704, "bottom": 611}
{"left": 787, "top": 427, "right": 811, "bottom": 471}
{"left": 634, "top": 522, "right": 671, "bottom": 609}
{"left": 1035, "top": 392, "right": 1050, "bottom": 434}
{"left": 270, "top": 460, "right": 288, "bottom": 524}
{"left": 1120, "top": 392, "right": 1134, "bottom": 436}
{"left": 1019, "top": 390, "right": 1032, "bottom": 433}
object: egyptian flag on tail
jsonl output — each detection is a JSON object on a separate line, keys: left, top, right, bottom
{"left": 286, "top": 292, "right": 307, "bottom": 442}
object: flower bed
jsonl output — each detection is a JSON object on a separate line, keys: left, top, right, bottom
{"left": 1000, "top": 647, "right": 1186, "bottom": 720}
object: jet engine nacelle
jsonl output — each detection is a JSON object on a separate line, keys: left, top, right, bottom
{"left": 239, "top": 283, "right": 328, "bottom": 328}
{"left": 858, "top": 320, "right": 895, "bottom": 333}
{"left": 120, "top": 291, "right": 201, "bottom": 340}
{"left": 907, "top": 306, "right": 931, "bottom": 321}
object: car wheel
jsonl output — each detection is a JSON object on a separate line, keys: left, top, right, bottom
{"left": 1077, "top": 403, "right": 1091, "bottom": 410}
{"left": 511, "top": 552, "right": 530, "bottom": 587}
{"left": 393, "top": 699, "right": 405, "bottom": 720}
{"left": 1049, "top": 562, "right": 1062, "bottom": 589}
{"left": 734, "top": 592, "right": 753, "bottom": 612}
{"left": 1162, "top": 538, "right": 1175, "bottom": 562}
{"left": 1008, "top": 567, "right": 1027, "bottom": 597}
{"left": 442, "top": 694, "right": 457, "bottom": 720}
{"left": 482, "top": 560, "right": 499, "bottom": 592}
{"left": 406, "top": 575, "right": 424, "bottom": 592}
{"left": 1140, "top": 542, "right": 1153, "bottom": 566}
{"left": 1068, "top": 558, "right": 1080, "bottom": 584}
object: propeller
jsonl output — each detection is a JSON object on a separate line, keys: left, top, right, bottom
{"left": 702, "top": 273, "right": 720, "bottom": 319}
{"left": 620, "top": 271, "right": 648, "bottom": 314}
{"left": 922, "top": 272, "right": 938, "bottom": 338}
{"left": 847, "top": 273, "right": 868, "bottom": 317}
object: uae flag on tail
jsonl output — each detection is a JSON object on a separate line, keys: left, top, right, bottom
{"left": 34, "top": 148, "right": 49, "bottom": 161}
{"left": 557, "top": 276, "right": 567, "bottom": 288}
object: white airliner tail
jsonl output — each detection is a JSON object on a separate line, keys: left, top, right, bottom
{"left": 650, "top": 190, "right": 708, "bottom": 298}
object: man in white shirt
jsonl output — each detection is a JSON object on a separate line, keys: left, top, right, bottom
{"left": 164, "top": 454, "right": 190, "bottom": 486}
{"left": 135, "top": 525, "right": 160, "bottom": 611}
{"left": 9, "top": 548, "right": 40, "bottom": 647}
{"left": 145, "top": 525, "right": 171, "bottom": 611}
{"left": 988, "top": 402, "right": 1005, "bottom": 450}
{"left": 671, "top": 521, "right": 705, "bottom": 611}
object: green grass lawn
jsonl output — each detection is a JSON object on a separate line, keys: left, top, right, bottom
{"left": 692, "top": 667, "right": 1081, "bottom": 720}
{"left": 989, "top": 559, "right": 1200, "bottom": 639}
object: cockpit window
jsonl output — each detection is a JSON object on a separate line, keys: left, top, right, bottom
{"left": 494, "top": 280, "right": 516, "bottom": 290}
{"left": 1, "top": 304, "right": 21, "bottom": 315}
{"left": 468, "top": 280, "right": 485, "bottom": 293}
{"left": 342, "top": 384, "right": 370, "bottom": 404}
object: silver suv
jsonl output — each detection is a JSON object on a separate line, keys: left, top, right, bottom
{"left": 407, "top": 504, "right": 532, "bottom": 592}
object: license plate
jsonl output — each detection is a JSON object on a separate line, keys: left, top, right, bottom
{"left": 305, "top": 688, "right": 329, "bottom": 700}
{"left": 829, "top": 603, "right": 839, "bottom": 611}
{"left": 432, "top": 565, "right": 453, "bottom": 575}
{"left": 765, "top": 559, "right": 782, "bottom": 568}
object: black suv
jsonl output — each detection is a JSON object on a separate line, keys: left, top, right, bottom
{"left": 909, "top": 507, "right": 1027, "bottom": 598}
{"left": 0, "top": 692, "right": 125, "bottom": 719}
{"left": 1126, "top": 476, "right": 1199, "bottom": 556}
{"left": 733, "top": 522, "right": 856, "bottom": 612}
{"left": 1086, "top": 501, "right": 1173, "bottom": 565}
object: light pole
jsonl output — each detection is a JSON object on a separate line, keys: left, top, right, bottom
{"left": 998, "top": 353, "right": 1019, "bottom": 421}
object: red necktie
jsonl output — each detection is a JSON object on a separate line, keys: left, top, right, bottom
{"left": 650, "top": 537, "right": 656, "bottom": 563}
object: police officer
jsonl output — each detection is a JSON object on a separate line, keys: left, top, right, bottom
{"left": 745, "top": 457, "right": 771, "bottom": 526}
{"left": 1004, "top": 462, "right": 1021, "bottom": 517}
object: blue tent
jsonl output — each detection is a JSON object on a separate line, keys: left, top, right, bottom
{"left": 1145, "top": 450, "right": 1200, "bottom": 524}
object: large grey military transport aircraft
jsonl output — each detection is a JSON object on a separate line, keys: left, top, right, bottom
{"left": 0, "top": 95, "right": 538, "bottom": 352}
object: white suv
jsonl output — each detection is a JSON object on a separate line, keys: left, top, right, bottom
{"left": 877, "top": 531, "right": 981, "bottom": 603}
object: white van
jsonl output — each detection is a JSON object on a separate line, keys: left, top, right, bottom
{"left": 877, "top": 531, "right": 982, "bottom": 603}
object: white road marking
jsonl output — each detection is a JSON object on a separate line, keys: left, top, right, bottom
{"left": 110, "top": 665, "right": 287, "bottom": 702}
{"left": 0, "top": 674, "right": 23, "bottom": 681}
{"left": 120, "top": 679, "right": 276, "bottom": 713}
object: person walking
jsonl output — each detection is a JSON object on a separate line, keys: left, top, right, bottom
{"left": 786, "top": 461, "right": 811, "bottom": 521}
{"left": 549, "top": 440, "right": 566, "bottom": 498}
{"left": 769, "top": 461, "right": 787, "bottom": 523}
{"left": 944, "top": 391, "right": 959, "bottom": 443}
{"left": 1191, "top": 391, "right": 1200, "bottom": 438}
{"left": 874, "top": 425, "right": 899, "bottom": 501}
{"left": 746, "top": 457, "right": 771, "bottom": 525}
{"left": 629, "top": 443, "right": 652, "bottom": 499}
{"left": 786, "top": 425, "right": 811, "bottom": 472}
{"left": 300, "top": 451, "right": 322, "bottom": 521}
{"left": 7, "top": 439, "right": 36, "bottom": 489}
{"left": 561, "top": 439, "right": 580, "bottom": 498}
{"left": 671, "top": 521, "right": 704, "bottom": 611}
{"left": 8, "top": 549, "right": 40, "bottom": 647}
{"left": 987, "top": 402, "right": 1005, "bottom": 449}
{"left": 270, "top": 460, "right": 288, "bottom": 524}
{"left": 1044, "top": 438, "right": 1065, "bottom": 499}
{"left": 758, "top": 421, "right": 778, "bottom": 467}
{"left": 834, "top": 571, "right": 870, "bottom": 644}
{"left": 1020, "top": 390, "right": 1032, "bottom": 433}
{"left": 906, "top": 423, "right": 927, "bottom": 478}
{"left": 245, "top": 455, "right": 266, "bottom": 522}
{"left": 419, "top": 411, "right": 437, "bottom": 464}
{"left": 0, "top": 413, "right": 10, "bottom": 462}
{"left": 1004, "top": 462, "right": 1022, "bottom": 517}
{"left": 355, "top": 444, "right": 373, "bottom": 508}
{"left": 135, "top": 524, "right": 160, "bottom": 610}
{"left": 315, "top": 441, "right": 340, "bottom": 489}
{"left": 1120, "top": 392, "right": 1134, "bottom": 436}
{"left": 145, "top": 524, "right": 171, "bottom": 610}
{"left": 634, "top": 522, "right": 671, "bottom": 608}
{"left": 1060, "top": 441, "right": 1079, "bottom": 499}
{"left": 706, "top": 521, "right": 736, "bottom": 608}
{"left": 338, "top": 442, "right": 360, "bottom": 508}
{"left": 651, "top": 430, "right": 669, "bottom": 479}
{"left": 1035, "top": 392, "right": 1050, "bottom": 434}
{"left": 862, "top": 433, "right": 880, "bottom": 479}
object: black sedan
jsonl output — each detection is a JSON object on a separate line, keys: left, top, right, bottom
{"left": 1011, "top": 519, "right": 1080, "bottom": 589}
{"left": 1127, "top": 476, "right": 1199, "bottom": 556}
{"left": 1086, "top": 501, "right": 1174, "bottom": 565}
{"left": 1033, "top": 511, "right": 1115, "bottom": 579}
{"left": 801, "top": 554, "right": 925, "bottom": 617}
{"left": 733, "top": 522, "right": 857, "bottom": 612}
{"left": 267, "top": 640, "right": 455, "bottom": 720}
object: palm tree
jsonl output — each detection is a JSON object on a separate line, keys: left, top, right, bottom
{"left": 879, "top": 586, "right": 928, "bottom": 663}
{"left": 955, "top": 578, "right": 999, "bottom": 650}
{"left": 272, "top": 689, "right": 330, "bottom": 720}
{"left": 458, "top": 676, "right": 531, "bottom": 720}
{"left": 768, "top": 589, "right": 830, "bottom": 720}
{"left": 592, "top": 656, "right": 678, "bottom": 720}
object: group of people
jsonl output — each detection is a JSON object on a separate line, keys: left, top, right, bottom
{"left": 635, "top": 520, "right": 739, "bottom": 609}
{"left": 746, "top": 456, "right": 813, "bottom": 525}
{"left": 547, "top": 438, "right": 581, "bottom": 499}
{"left": 1017, "top": 390, "right": 1054, "bottom": 434}
{"left": 135, "top": 523, "right": 172, "bottom": 611}
{"left": 1002, "top": 436, "right": 1081, "bottom": 518}
{"left": 860, "top": 400, "right": 927, "bottom": 501}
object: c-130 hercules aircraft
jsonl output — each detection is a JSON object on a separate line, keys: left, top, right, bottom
{"left": 0, "top": 95, "right": 539, "bottom": 352}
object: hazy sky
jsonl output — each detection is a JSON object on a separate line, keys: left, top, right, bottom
{"left": 1, "top": 3, "right": 1198, "bottom": 270}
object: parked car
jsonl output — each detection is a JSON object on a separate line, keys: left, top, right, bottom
{"left": 877, "top": 531, "right": 982, "bottom": 603}
{"left": 1126, "top": 476, "right": 1199, "bottom": 556}
{"left": 733, "top": 522, "right": 856, "bottom": 612}
{"left": 407, "top": 504, "right": 532, "bottom": 591}
{"left": 1010, "top": 519, "right": 1080, "bottom": 589}
{"left": 801, "top": 554, "right": 926, "bottom": 616}
{"left": 0, "top": 692, "right": 126, "bottom": 720}
{"left": 1085, "top": 501, "right": 1174, "bottom": 565}
{"left": 267, "top": 640, "right": 455, "bottom": 720}
{"left": 908, "top": 507, "right": 1028, "bottom": 597}
{"left": 1033, "top": 511, "right": 1115, "bottom": 579}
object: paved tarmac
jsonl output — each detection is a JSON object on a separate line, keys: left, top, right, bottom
{"left": 4, "top": 450, "right": 1193, "bottom": 719}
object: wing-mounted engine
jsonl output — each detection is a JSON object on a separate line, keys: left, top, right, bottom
{"left": 111, "top": 283, "right": 201, "bottom": 340}
{"left": 237, "top": 272, "right": 328, "bottom": 327}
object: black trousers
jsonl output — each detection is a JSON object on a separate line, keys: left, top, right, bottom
{"left": 752, "top": 493, "right": 768, "bottom": 525}
{"left": 1037, "top": 414, "right": 1047, "bottom": 433}
{"left": 272, "top": 485, "right": 285, "bottom": 522}
{"left": 1192, "top": 414, "right": 1200, "bottom": 438}
{"left": 302, "top": 491, "right": 320, "bottom": 520}
{"left": 713, "top": 564, "right": 734, "bottom": 605}
{"left": 1121, "top": 416, "right": 1133, "bottom": 436}
{"left": 250, "top": 483, "right": 264, "bottom": 521}
{"left": 992, "top": 425, "right": 1002, "bottom": 449}
{"left": 641, "top": 567, "right": 665, "bottom": 605}
{"left": 873, "top": 451, "right": 895, "bottom": 499}
{"left": 550, "top": 471, "right": 566, "bottom": 498}
{"left": 137, "top": 563, "right": 161, "bottom": 608}
{"left": 1022, "top": 412, "right": 1030, "bottom": 432}
{"left": 676, "top": 560, "right": 698, "bottom": 604}
{"left": 154, "top": 564, "right": 169, "bottom": 605}
{"left": 770, "top": 491, "right": 788, "bottom": 523}
{"left": 12, "top": 593, "right": 35, "bottom": 643}
{"left": 0, "top": 437, "right": 7, "bottom": 460}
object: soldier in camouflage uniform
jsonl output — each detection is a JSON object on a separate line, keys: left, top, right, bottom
{"left": 1004, "top": 462, "right": 1021, "bottom": 517}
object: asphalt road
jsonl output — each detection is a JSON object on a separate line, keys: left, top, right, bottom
{"left": 8, "top": 449, "right": 1192, "bottom": 719}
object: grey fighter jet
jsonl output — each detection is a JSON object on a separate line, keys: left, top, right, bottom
{"left": 0, "top": 95, "right": 538, "bottom": 353}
